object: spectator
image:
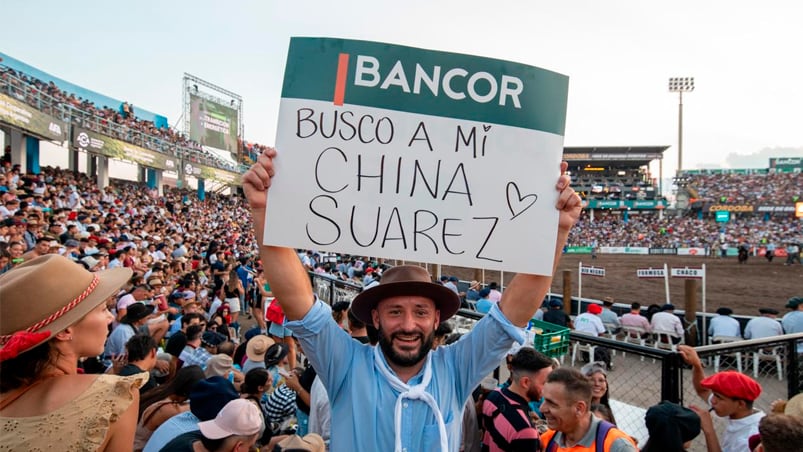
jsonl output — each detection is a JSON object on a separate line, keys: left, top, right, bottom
{"left": 619, "top": 302, "right": 652, "bottom": 337}
{"left": 475, "top": 287, "right": 494, "bottom": 314}
{"left": 543, "top": 299, "right": 573, "bottom": 328}
{"left": 120, "top": 333, "right": 159, "bottom": 392}
{"left": 242, "top": 335, "right": 275, "bottom": 374}
{"left": 709, "top": 307, "right": 742, "bottom": 338}
{"left": 481, "top": 347, "right": 553, "bottom": 451}
{"left": 651, "top": 304, "right": 684, "bottom": 344}
{"left": 641, "top": 401, "right": 701, "bottom": 452}
{"left": 0, "top": 255, "right": 146, "bottom": 450}
{"left": 782, "top": 297, "right": 803, "bottom": 353}
{"left": 599, "top": 297, "right": 621, "bottom": 333}
{"left": 580, "top": 362, "right": 616, "bottom": 425}
{"left": 142, "top": 376, "right": 240, "bottom": 452}
{"left": 134, "top": 365, "right": 205, "bottom": 451}
{"left": 105, "top": 302, "right": 156, "bottom": 359}
{"left": 753, "top": 414, "right": 803, "bottom": 452}
{"left": 743, "top": 308, "right": 783, "bottom": 340}
{"left": 241, "top": 141, "right": 578, "bottom": 451}
{"left": 158, "top": 398, "right": 263, "bottom": 451}
{"left": 678, "top": 345, "right": 765, "bottom": 452}
{"left": 539, "top": 368, "right": 637, "bottom": 451}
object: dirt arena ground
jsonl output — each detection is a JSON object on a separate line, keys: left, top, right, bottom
{"left": 437, "top": 254, "right": 803, "bottom": 315}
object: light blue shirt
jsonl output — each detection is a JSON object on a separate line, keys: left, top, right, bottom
{"left": 782, "top": 311, "right": 803, "bottom": 353}
{"left": 143, "top": 411, "right": 199, "bottom": 452}
{"left": 475, "top": 298, "right": 493, "bottom": 314}
{"left": 286, "top": 299, "right": 523, "bottom": 452}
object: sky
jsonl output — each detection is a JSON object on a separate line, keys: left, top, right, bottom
{"left": 2, "top": 0, "right": 801, "bottom": 180}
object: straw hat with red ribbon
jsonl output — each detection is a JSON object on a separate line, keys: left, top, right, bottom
{"left": 0, "top": 254, "right": 132, "bottom": 362}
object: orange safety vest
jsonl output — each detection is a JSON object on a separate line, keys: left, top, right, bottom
{"left": 540, "top": 420, "right": 636, "bottom": 452}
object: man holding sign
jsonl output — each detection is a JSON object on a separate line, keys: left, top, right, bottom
{"left": 243, "top": 148, "right": 580, "bottom": 451}
{"left": 243, "top": 38, "right": 581, "bottom": 452}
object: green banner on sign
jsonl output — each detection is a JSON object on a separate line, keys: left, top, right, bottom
{"left": 565, "top": 246, "right": 594, "bottom": 254}
{"left": 183, "top": 162, "right": 241, "bottom": 186}
{"left": 72, "top": 126, "right": 177, "bottom": 171}
{"left": 281, "top": 38, "right": 569, "bottom": 134}
{"left": 0, "top": 93, "right": 67, "bottom": 141}
{"left": 585, "top": 199, "right": 667, "bottom": 209}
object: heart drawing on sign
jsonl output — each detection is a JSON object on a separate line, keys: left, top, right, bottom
{"left": 483, "top": 125, "right": 492, "bottom": 132}
{"left": 506, "top": 182, "right": 538, "bottom": 220}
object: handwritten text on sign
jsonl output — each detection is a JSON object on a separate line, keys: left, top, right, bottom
{"left": 264, "top": 38, "right": 569, "bottom": 275}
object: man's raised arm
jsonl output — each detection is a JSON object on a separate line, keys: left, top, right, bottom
{"left": 498, "top": 162, "right": 581, "bottom": 327}
{"left": 243, "top": 148, "right": 314, "bottom": 321}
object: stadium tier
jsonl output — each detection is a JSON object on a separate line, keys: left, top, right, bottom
{"left": 0, "top": 56, "right": 260, "bottom": 174}
{"left": 564, "top": 146, "right": 667, "bottom": 206}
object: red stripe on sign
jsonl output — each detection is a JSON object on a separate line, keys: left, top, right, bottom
{"left": 333, "top": 53, "right": 349, "bottom": 106}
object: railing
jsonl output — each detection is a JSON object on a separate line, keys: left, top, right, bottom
{"left": 0, "top": 68, "right": 241, "bottom": 173}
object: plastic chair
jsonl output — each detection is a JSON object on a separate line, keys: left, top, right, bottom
{"left": 653, "top": 329, "right": 683, "bottom": 352}
{"left": 711, "top": 336, "right": 743, "bottom": 373}
{"left": 621, "top": 326, "right": 649, "bottom": 361}
{"left": 571, "top": 337, "right": 597, "bottom": 367}
{"left": 753, "top": 346, "right": 784, "bottom": 381}
{"left": 601, "top": 323, "right": 620, "bottom": 355}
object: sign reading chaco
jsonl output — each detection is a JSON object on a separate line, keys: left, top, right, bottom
{"left": 637, "top": 268, "right": 666, "bottom": 278}
{"left": 264, "top": 37, "right": 569, "bottom": 275}
{"left": 580, "top": 266, "right": 606, "bottom": 277}
{"left": 670, "top": 267, "right": 705, "bottom": 278}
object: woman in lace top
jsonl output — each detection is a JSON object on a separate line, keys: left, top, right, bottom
{"left": 0, "top": 255, "right": 148, "bottom": 451}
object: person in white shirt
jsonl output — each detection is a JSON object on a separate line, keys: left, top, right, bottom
{"left": 743, "top": 308, "right": 783, "bottom": 339}
{"left": 679, "top": 345, "right": 765, "bottom": 452}
{"left": 574, "top": 304, "right": 613, "bottom": 370}
{"left": 709, "top": 307, "right": 742, "bottom": 338}
{"left": 575, "top": 304, "right": 605, "bottom": 336}
{"left": 651, "top": 304, "right": 684, "bottom": 344}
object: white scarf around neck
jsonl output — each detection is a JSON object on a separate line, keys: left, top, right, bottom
{"left": 373, "top": 345, "right": 449, "bottom": 452}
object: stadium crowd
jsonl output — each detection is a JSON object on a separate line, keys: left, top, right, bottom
{"left": 1, "top": 157, "right": 802, "bottom": 451}
{"left": 685, "top": 172, "right": 802, "bottom": 205}
{"left": 0, "top": 65, "right": 245, "bottom": 172}
{"left": 567, "top": 212, "right": 802, "bottom": 252}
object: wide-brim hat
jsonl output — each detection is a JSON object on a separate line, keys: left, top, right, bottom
{"left": 351, "top": 265, "right": 461, "bottom": 325}
{"left": 275, "top": 433, "right": 326, "bottom": 452}
{"left": 120, "top": 302, "right": 155, "bottom": 324}
{"left": 245, "top": 335, "right": 275, "bottom": 362}
{"left": 0, "top": 254, "right": 132, "bottom": 355}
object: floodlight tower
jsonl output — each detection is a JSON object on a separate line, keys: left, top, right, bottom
{"left": 668, "top": 77, "right": 694, "bottom": 174}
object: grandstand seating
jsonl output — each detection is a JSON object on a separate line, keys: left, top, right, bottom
{"left": 1, "top": 65, "right": 257, "bottom": 173}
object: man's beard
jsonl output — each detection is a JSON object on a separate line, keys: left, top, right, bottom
{"left": 377, "top": 325, "right": 435, "bottom": 368}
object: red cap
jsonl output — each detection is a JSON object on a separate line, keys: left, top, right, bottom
{"left": 588, "top": 304, "right": 602, "bottom": 315}
{"left": 701, "top": 371, "right": 762, "bottom": 401}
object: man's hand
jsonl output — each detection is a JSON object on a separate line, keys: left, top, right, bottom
{"left": 689, "top": 405, "right": 715, "bottom": 432}
{"left": 242, "top": 147, "right": 277, "bottom": 210}
{"left": 154, "top": 359, "right": 170, "bottom": 374}
{"left": 678, "top": 345, "right": 702, "bottom": 368}
{"left": 110, "top": 353, "right": 127, "bottom": 374}
{"left": 556, "top": 161, "right": 582, "bottom": 231}
{"left": 284, "top": 369, "right": 303, "bottom": 392}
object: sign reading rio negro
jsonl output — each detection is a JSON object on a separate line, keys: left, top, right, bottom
{"left": 264, "top": 38, "right": 569, "bottom": 275}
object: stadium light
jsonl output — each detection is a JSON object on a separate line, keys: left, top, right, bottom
{"left": 668, "top": 77, "right": 694, "bottom": 173}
